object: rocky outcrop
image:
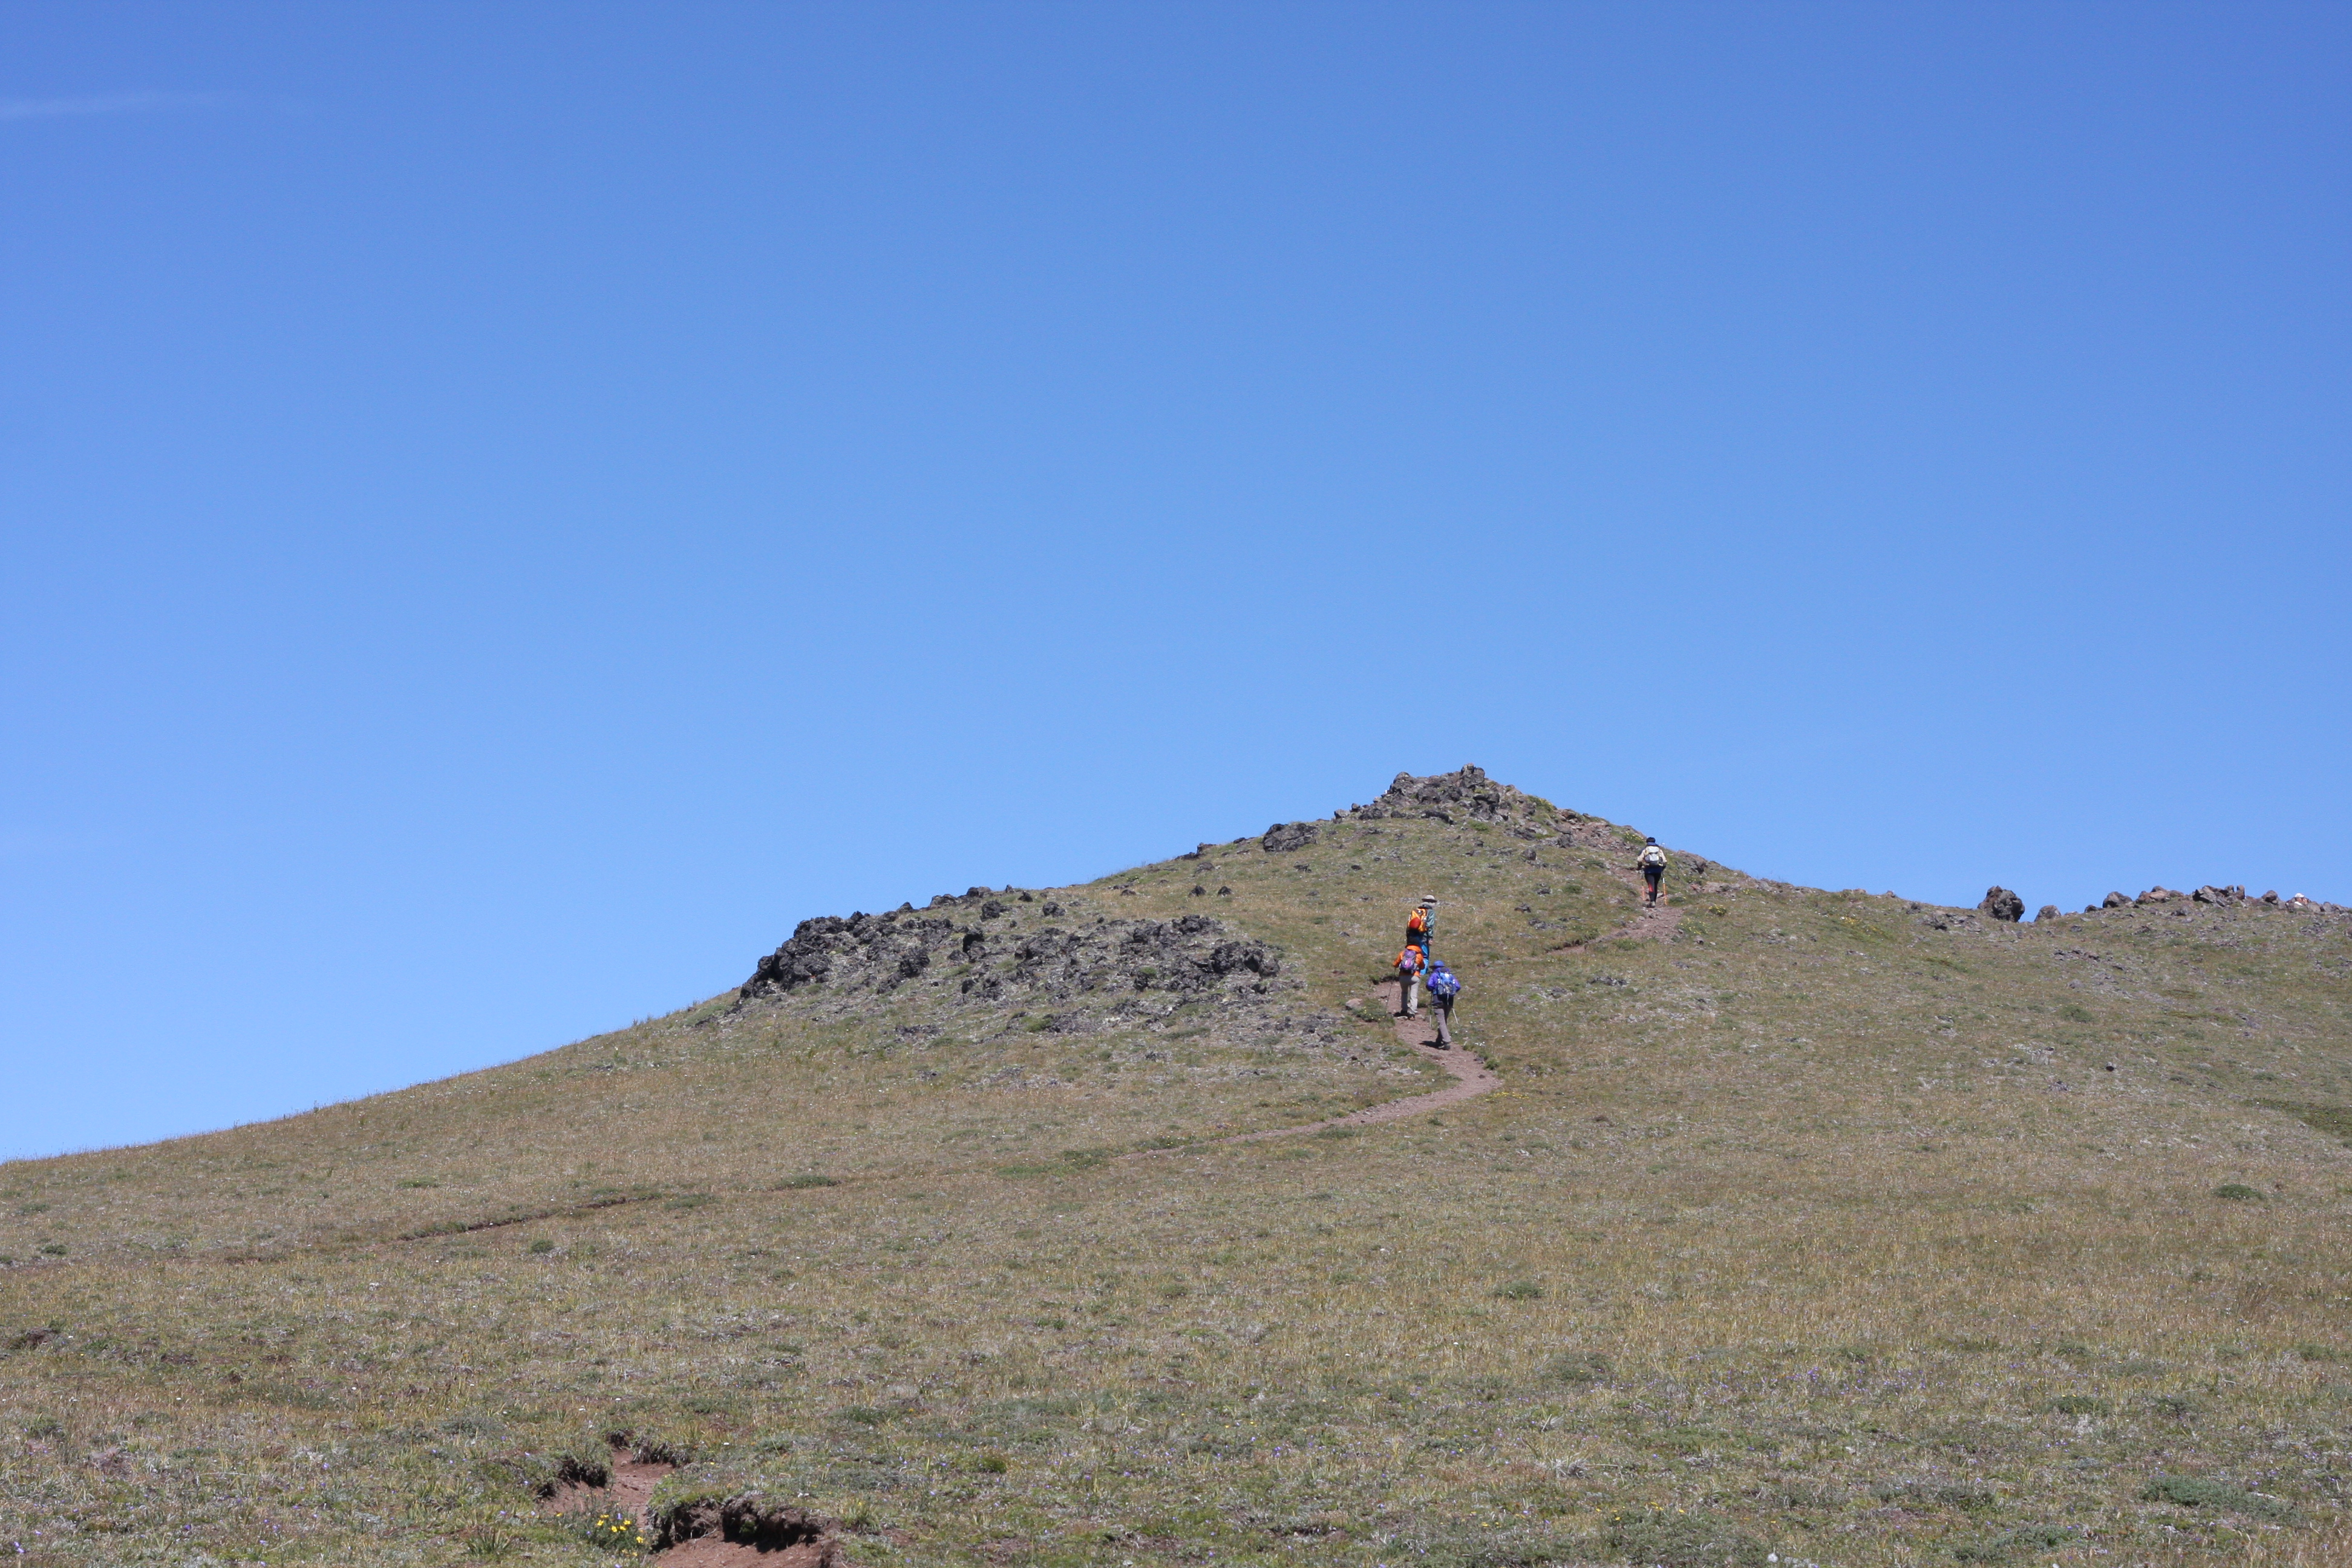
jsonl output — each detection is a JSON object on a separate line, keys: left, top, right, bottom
{"left": 2035, "top": 904, "right": 2061, "bottom": 923}
{"left": 740, "top": 907, "right": 1280, "bottom": 1010}
{"left": 2136, "top": 886, "right": 2183, "bottom": 904}
{"left": 2193, "top": 884, "right": 2246, "bottom": 906}
{"left": 2102, "top": 892, "right": 2130, "bottom": 909}
{"left": 1979, "top": 887, "right": 2025, "bottom": 923}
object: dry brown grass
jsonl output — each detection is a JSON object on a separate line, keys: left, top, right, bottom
{"left": 1, "top": 786, "right": 2347, "bottom": 1566}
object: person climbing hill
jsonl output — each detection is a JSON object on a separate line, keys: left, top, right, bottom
{"left": 1425, "top": 958, "right": 1462, "bottom": 1047}
{"left": 1638, "top": 838, "right": 1668, "bottom": 907}
{"left": 1394, "top": 942, "right": 1426, "bottom": 1018}
{"left": 1405, "top": 897, "right": 1437, "bottom": 956}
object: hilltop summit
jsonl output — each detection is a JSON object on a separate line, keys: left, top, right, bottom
{"left": 1, "top": 768, "right": 2347, "bottom": 1567}
{"left": 1344, "top": 763, "right": 1561, "bottom": 829}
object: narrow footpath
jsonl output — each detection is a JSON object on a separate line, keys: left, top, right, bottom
{"left": 1123, "top": 979, "right": 1499, "bottom": 1160}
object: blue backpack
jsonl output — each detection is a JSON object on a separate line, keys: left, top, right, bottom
{"left": 1426, "top": 964, "right": 1461, "bottom": 999}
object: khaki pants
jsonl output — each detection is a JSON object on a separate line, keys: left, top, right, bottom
{"left": 1398, "top": 970, "right": 1420, "bottom": 1016}
{"left": 1433, "top": 995, "right": 1453, "bottom": 1045}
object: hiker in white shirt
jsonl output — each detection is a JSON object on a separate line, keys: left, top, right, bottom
{"left": 1637, "top": 838, "right": 1668, "bottom": 907}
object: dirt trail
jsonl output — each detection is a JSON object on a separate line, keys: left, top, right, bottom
{"left": 1124, "top": 981, "right": 1498, "bottom": 1159}
{"left": 1598, "top": 890, "right": 1683, "bottom": 944}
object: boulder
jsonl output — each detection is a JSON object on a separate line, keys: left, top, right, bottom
{"left": 2136, "top": 887, "right": 2181, "bottom": 904}
{"left": 1978, "top": 887, "right": 2025, "bottom": 923}
{"left": 2102, "top": 892, "right": 2130, "bottom": 909}
{"left": 2035, "top": 904, "right": 2061, "bottom": 923}
{"left": 2262, "top": 890, "right": 2279, "bottom": 904}
{"left": 1261, "top": 821, "right": 1321, "bottom": 854}
{"left": 2192, "top": 885, "right": 2239, "bottom": 907}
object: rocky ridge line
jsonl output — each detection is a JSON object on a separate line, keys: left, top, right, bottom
{"left": 717, "top": 882, "right": 1321, "bottom": 1057}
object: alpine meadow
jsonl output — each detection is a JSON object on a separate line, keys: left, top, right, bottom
{"left": 2, "top": 768, "right": 2348, "bottom": 1568}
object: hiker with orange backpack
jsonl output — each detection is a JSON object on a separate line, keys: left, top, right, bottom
{"left": 1404, "top": 897, "right": 1437, "bottom": 957}
{"left": 1394, "top": 942, "right": 1427, "bottom": 1018}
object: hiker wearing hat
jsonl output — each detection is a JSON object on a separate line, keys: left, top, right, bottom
{"left": 1637, "top": 838, "right": 1668, "bottom": 907}
{"left": 1394, "top": 942, "right": 1427, "bottom": 1018}
{"left": 1403, "top": 897, "right": 1437, "bottom": 958}
{"left": 1425, "top": 958, "right": 1462, "bottom": 1047}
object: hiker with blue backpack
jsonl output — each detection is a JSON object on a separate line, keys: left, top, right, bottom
{"left": 1425, "top": 959, "right": 1462, "bottom": 1047}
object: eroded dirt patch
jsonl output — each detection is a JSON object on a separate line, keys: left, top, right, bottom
{"left": 657, "top": 1496, "right": 846, "bottom": 1564}
{"left": 664, "top": 1539, "right": 838, "bottom": 1566}
{"left": 542, "top": 1443, "right": 677, "bottom": 1526}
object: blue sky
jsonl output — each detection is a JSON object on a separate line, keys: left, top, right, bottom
{"left": 3, "top": 2, "right": 2345, "bottom": 1161}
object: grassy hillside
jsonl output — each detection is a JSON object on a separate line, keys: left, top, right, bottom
{"left": 2, "top": 768, "right": 2347, "bottom": 1568}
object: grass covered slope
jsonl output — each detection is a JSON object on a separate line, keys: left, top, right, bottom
{"left": 1, "top": 767, "right": 2348, "bottom": 1567}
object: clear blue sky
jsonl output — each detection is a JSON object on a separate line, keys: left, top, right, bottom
{"left": 4, "top": 3, "right": 2345, "bottom": 1161}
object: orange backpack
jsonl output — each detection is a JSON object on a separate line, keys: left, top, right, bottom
{"left": 1406, "top": 907, "right": 1428, "bottom": 937}
{"left": 1396, "top": 946, "right": 1424, "bottom": 973}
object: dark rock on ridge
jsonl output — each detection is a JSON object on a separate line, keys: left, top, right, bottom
{"left": 2036, "top": 904, "right": 2062, "bottom": 923}
{"left": 1979, "top": 887, "right": 2025, "bottom": 923}
{"left": 2193, "top": 884, "right": 2246, "bottom": 906}
{"left": 1344, "top": 765, "right": 1563, "bottom": 834}
{"left": 740, "top": 906, "right": 1281, "bottom": 1012}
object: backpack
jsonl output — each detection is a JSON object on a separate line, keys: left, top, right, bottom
{"left": 1406, "top": 907, "right": 1428, "bottom": 936}
{"left": 1639, "top": 844, "right": 1665, "bottom": 867}
{"left": 1426, "top": 964, "right": 1460, "bottom": 999}
{"left": 1396, "top": 946, "right": 1423, "bottom": 974}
